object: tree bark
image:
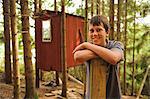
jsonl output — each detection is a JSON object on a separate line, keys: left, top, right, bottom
{"left": 102, "top": 0, "right": 104, "bottom": 15}
{"left": 54, "top": 0, "right": 59, "bottom": 86}
{"left": 91, "top": 0, "right": 94, "bottom": 17}
{"left": 10, "top": 0, "right": 20, "bottom": 98}
{"left": 34, "top": 0, "right": 40, "bottom": 88}
{"left": 109, "top": 0, "right": 114, "bottom": 40}
{"left": 85, "top": 0, "right": 88, "bottom": 41}
{"left": 117, "top": 0, "right": 121, "bottom": 41}
{"left": 84, "top": 0, "right": 88, "bottom": 98}
{"left": 123, "top": 0, "right": 128, "bottom": 95}
{"left": 96, "top": 0, "right": 102, "bottom": 15}
{"left": 96, "top": 0, "right": 100, "bottom": 15}
{"left": 54, "top": 0, "right": 57, "bottom": 12}
{"left": 132, "top": 0, "right": 136, "bottom": 95}
{"left": 20, "top": 0, "right": 36, "bottom": 98}
{"left": 3, "top": 0, "right": 12, "bottom": 84}
{"left": 61, "top": 0, "right": 67, "bottom": 97}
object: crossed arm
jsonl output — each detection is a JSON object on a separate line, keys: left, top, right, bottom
{"left": 73, "top": 42, "right": 123, "bottom": 65}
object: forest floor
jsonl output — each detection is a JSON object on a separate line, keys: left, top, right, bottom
{"left": 0, "top": 72, "right": 145, "bottom": 99}
{"left": 0, "top": 72, "right": 84, "bottom": 99}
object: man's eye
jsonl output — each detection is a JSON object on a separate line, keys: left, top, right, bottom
{"left": 96, "top": 28, "right": 102, "bottom": 32}
{"left": 90, "top": 29, "right": 94, "bottom": 33}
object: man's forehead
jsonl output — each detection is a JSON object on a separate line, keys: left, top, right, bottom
{"left": 89, "top": 24, "right": 105, "bottom": 29}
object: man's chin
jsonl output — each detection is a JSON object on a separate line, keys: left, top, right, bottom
{"left": 93, "top": 42, "right": 103, "bottom": 46}
{"left": 93, "top": 42, "right": 100, "bottom": 45}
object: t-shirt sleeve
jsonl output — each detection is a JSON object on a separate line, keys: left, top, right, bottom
{"left": 111, "top": 41, "right": 124, "bottom": 61}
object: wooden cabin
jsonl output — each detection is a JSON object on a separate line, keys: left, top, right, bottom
{"left": 35, "top": 10, "right": 85, "bottom": 72}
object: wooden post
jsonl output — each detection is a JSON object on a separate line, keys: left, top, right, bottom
{"left": 84, "top": 0, "right": 88, "bottom": 97}
{"left": 61, "top": 0, "right": 67, "bottom": 97}
{"left": 56, "top": 71, "right": 59, "bottom": 85}
{"left": 88, "top": 58, "right": 107, "bottom": 99}
{"left": 54, "top": 0, "right": 59, "bottom": 86}
{"left": 35, "top": 0, "right": 40, "bottom": 88}
{"left": 136, "top": 65, "right": 150, "bottom": 99}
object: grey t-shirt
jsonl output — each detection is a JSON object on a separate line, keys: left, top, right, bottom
{"left": 85, "top": 40, "right": 124, "bottom": 99}
{"left": 106, "top": 40, "right": 124, "bottom": 99}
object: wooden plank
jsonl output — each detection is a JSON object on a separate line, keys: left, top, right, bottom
{"left": 136, "top": 65, "right": 150, "bottom": 99}
{"left": 90, "top": 58, "right": 107, "bottom": 99}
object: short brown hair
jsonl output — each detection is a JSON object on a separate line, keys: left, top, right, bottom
{"left": 90, "top": 15, "right": 110, "bottom": 32}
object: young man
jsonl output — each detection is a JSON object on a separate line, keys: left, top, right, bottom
{"left": 73, "top": 15, "right": 124, "bottom": 99}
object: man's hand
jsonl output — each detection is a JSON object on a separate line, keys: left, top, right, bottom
{"left": 73, "top": 42, "right": 90, "bottom": 54}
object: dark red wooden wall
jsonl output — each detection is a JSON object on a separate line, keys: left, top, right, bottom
{"left": 35, "top": 11, "right": 85, "bottom": 72}
{"left": 66, "top": 14, "right": 85, "bottom": 67}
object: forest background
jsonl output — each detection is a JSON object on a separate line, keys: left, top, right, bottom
{"left": 0, "top": 0, "right": 150, "bottom": 97}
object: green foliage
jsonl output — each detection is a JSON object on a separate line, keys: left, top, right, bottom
{"left": 68, "top": 65, "right": 85, "bottom": 82}
{"left": 0, "top": 43, "right": 4, "bottom": 72}
{"left": 116, "top": 0, "right": 150, "bottom": 94}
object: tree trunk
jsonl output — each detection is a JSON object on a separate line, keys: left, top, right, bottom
{"left": 61, "top": 0, "right": 67, "bottom": 97}
{"left": 117, "top": 0, "right": 121, "bottom": 41}
{"left": 85, "top": 0, "right": 88, "bottom": 41}
{"left": 109, "top": 0, "right": 114, "bottom": 40}
{"left": 53, "top": 0, "right": 59, "bottom": 86}
{"left": 3, "top": 0, "right": 12, "bottom": 84}
{"left": 123, "top": 0, "right": 128, "bottom": 95}
{"left": 117, "top": 0, "right": 121, "bottom": 94}
{"left": 34, "top": 0, "right": 40, "bottom": 88}
{"left": 39, "top": 0, "right": 42, "bottom": 12}
{"left": 96, "top": 0, "right": 102, "bottom": 15}
{"left": 96, "top": 0, "right": 100, "bottom": 15}
{"left": 54, "top": 0, "right": 57, "bottom": 12}
{"left": 132, "top": 0, "right": 136, "bottom": 96}
{"left": 102, "top": 0, "right": 104, "bottom": 15}
{"left": 20, "top": 0, "right": 36, "bottom": 98}
{"left": 84, "top": 0, "right": 88, "bottom": 98}
{"left": 91, "top": 0, "right": 94, "bottom": 17}
{"left": 10, "top": 0, "right": 20, "bottom": 98}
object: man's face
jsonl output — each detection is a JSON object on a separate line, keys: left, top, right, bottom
{"left": 89, "top": 24, "right": 108, "bottom": 46}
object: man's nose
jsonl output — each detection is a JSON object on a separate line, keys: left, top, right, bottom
{"left": 93, "top": 31, "right": 98, "bottom": 35}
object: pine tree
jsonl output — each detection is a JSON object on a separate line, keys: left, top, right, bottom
{"left": 3, "top": 0, "right": 12, "bottom": 84}
{"left": 61, "top": 0, "right": 67, "bottom": 97}
{"left": 10, "top": 0, "right": 20, "bottom": 98}
{"left": 109, "top": 0, "right": 114, "bottom": 40}
{"left": 20, "top": 0, "right": 36, "bottom": 98}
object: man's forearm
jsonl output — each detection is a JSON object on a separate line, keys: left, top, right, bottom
{"left": 85, "top": 43, "right": 122, "bottom": 65}
{"left": 74, "top": 49, "right": 97, "bottom": 63}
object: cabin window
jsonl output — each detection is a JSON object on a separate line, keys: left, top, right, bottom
{"left": 42, "top": 19, "right": 52, "bottom": 42}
